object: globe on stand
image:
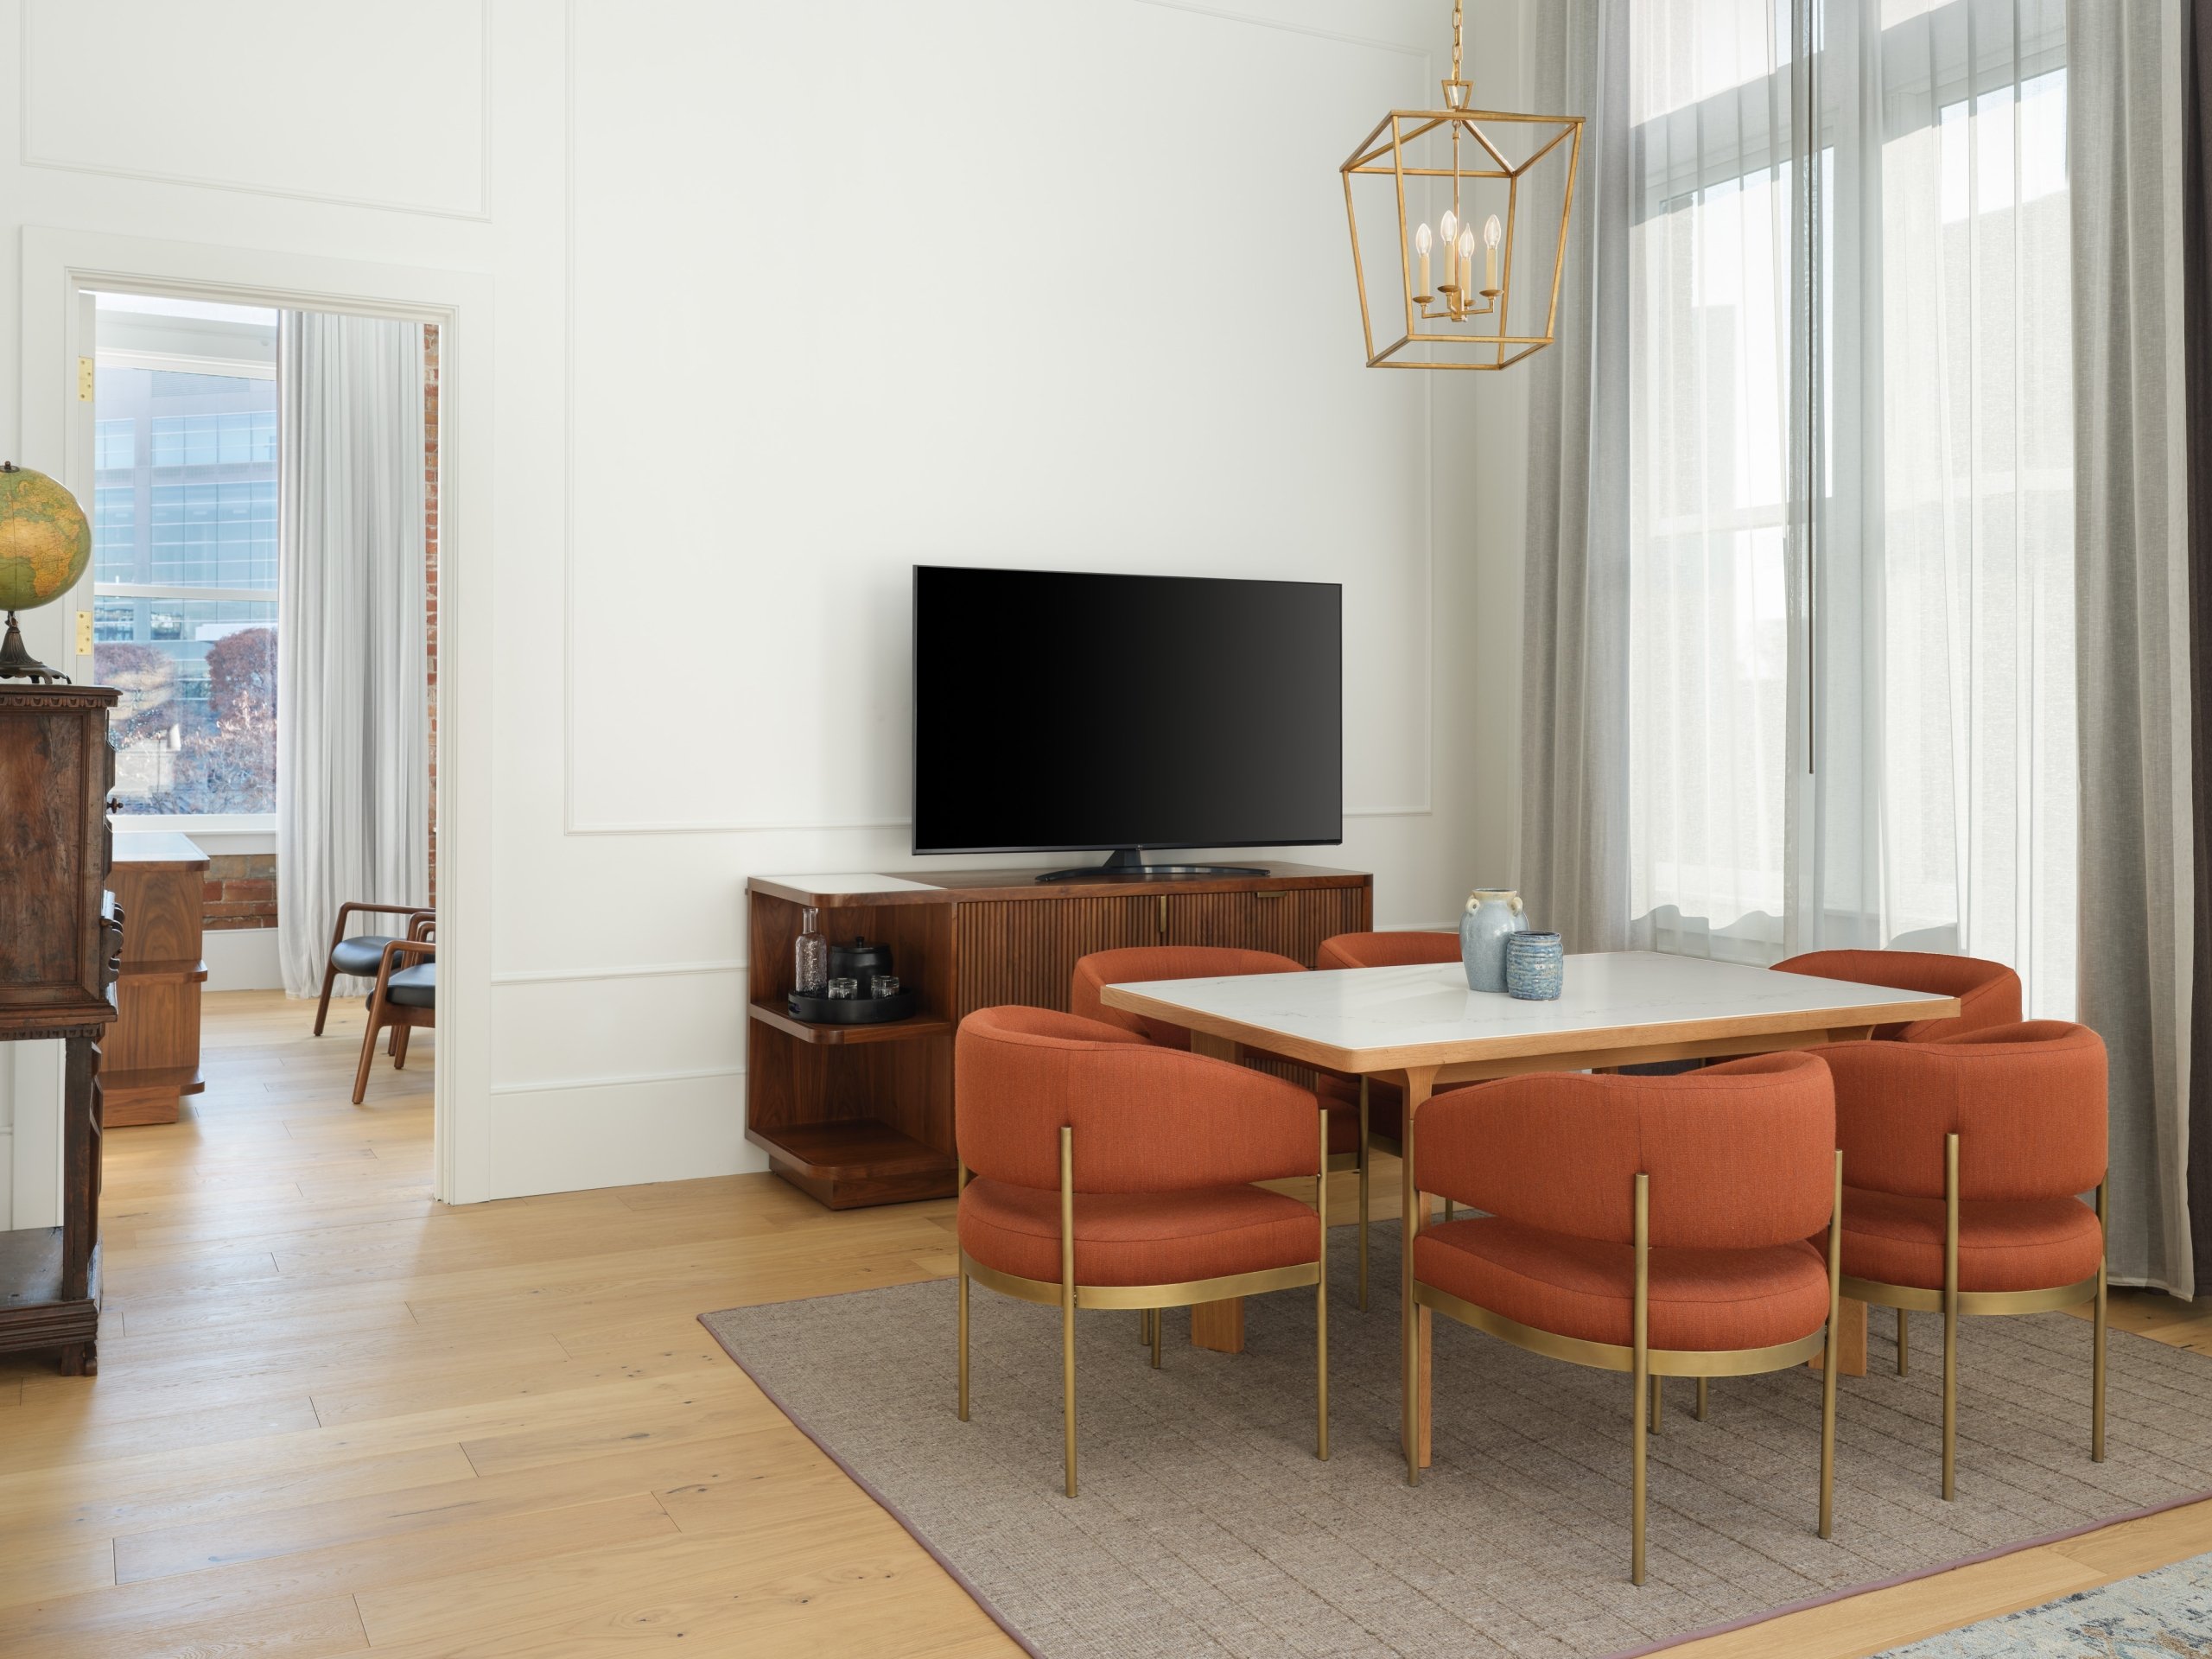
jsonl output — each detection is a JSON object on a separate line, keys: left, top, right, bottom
{"left": 0, "top": 462, "right": 92, "bottom": 684}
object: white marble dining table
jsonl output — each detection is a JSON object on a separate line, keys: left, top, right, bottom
{"left": 1098, "top": 950, "right": 1959, "bottom": 1468}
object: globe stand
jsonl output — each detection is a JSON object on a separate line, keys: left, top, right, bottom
{"left": 0, "top": 612, "right": 69, "bottom": 684}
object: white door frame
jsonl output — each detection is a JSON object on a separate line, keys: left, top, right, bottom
{"left": 17, "top": 225, "right": 494, "bottom": 1205}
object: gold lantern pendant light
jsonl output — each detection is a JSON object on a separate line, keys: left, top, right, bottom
{"left": 1340, "top": 0, "right": 1582, "bottom": 370}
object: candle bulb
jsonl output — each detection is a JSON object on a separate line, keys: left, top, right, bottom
{"left": 1483, "top": 213, "right": 1503, "bottom": 292}
{"left": 1439, "top": 210, "right": 1459, "bottom": 289}
{"left": 1414, "top": 222, "right": 1433, "bottom": 298}
{"left": 1456, "top": 228, "right": 1477, "bottom": 313}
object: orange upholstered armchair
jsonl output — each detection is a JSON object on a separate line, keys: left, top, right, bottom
{"left": 1408, "top": 1053, "right": 1842, "bottom": 1584}
{"left": 1071, "top": 944, "right": 1391, "bottom": 1294}
{"left": 1774, "top": 949, "right": 2022, "bottom": 1042}
{"left": 954, "top": 1006, "right": 1330, "bottom": 1497}
{"left": 1812, "top": 1020, "right": 2108, "bottom": 1499}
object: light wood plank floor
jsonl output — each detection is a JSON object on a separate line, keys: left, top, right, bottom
{"left": 0, "top": 989, "right": 2205, "bottom": 1657}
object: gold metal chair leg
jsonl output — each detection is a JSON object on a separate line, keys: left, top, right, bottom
{"left": 1942, "top": 1132, "right": 1959, "bottom": 1502}
{"left": 1317, "top": 1112, "right": 1330, "bottom": 1461}
{"left": 1631, "top": 1173, "right": 1649, "bottom": 1586}
{"left": 1694, "top": 1377, "right": 1707, "bottom": 1422}
{"left": 2094, "top": 1180, "right": 2108, "bottom": 1462}
{"left": 1357, "top": 1078, "right": 1370, "bottom": 1312}
{"left": 1650, "top": 1373, "right": 1663, "bottom": 1435}
{"left": 1897, "top": 1306, "right": 1910, "bottom": 1376}
{"left": 1061, "top": 1127, "right": 1077, "bottom": 1499}
{"left": 1820, "top": 1150, "right": 1841, "bottom": 1540}
{"left": 957, "top": 1162, "right": 971, "bottom": 1422}
{"left": 1152, "top": 1306, "right": 1162, "bottom": 1370}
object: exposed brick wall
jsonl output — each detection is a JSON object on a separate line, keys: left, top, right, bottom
{"left": 424, "top": 322, "right": 439, "bottom": 909}
{"left": 203, "top": 854, "right": 278, "bottom": 931}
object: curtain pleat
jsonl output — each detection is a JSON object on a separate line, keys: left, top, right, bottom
{"left": 2068, "top": 0, "right": 2195, "bottom": 1294}
{"left": 275, "top": 313, "right": 429, "bottom": 998}
{"left": 1519, "top": 0, "right": 1634, "bottom": 954}
{"left": 2183, "top": 0, "right": 2212, "bottom": 1290}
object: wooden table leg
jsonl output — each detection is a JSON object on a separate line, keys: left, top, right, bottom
{"left": 1398, "top": 1067, "right": 1436, "bottom": 1472}
{"left": 1809, "top": 1297, "right": 1869, "bottom": 1376}
{"left": 1190, "top": 1032, "right": 1249, "bottom": 1354}
{"left": 1190, "top": 1300, "right": 1244, "bottom": 1351}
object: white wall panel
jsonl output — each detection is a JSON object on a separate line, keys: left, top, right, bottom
{"left": 21, "top": 0, "right": 491, "bottom": 218}
{"left": 565, "top": 0, "right": 1436, "bottom": 832}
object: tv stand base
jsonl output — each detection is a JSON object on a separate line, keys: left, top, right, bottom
{"left": 1035, "top": 850, "right": 1269, "bottom": 884}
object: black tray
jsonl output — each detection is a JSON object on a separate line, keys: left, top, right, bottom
{"left": 787, "top": 988, "right": 919, "bottom": 1026}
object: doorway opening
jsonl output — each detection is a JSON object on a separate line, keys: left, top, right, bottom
{"left": 84, "top": 287, "right": 439, "bottom": 1127}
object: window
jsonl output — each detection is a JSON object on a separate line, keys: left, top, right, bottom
{"left": 1624, "top": 0, "right": 2076, "bottom": 1014}
{"left": 92, "top": 327, "right": 280, "bottom": 819}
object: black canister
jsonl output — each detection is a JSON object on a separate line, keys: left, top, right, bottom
{"left": 829, "top": 937, "right": 894, "bottom": 988}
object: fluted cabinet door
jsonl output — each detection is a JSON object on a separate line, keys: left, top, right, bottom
{"left": 953, "top": 896, "right": 1155, "bottom": 1017}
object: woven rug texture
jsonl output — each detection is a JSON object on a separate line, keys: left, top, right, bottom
{"left": 701, "top": 1224, "right": 2212, "bottom": 1659}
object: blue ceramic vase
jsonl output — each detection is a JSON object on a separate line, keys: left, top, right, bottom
{"left": 1505, "top": 931, "right": 1565, "bottom": 1000}
{"left": 1459, "top": 889, "right": 1529, "bottom": 992}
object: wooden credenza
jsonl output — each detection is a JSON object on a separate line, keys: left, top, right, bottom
{"left": 0, "top": 683, "right": 119, "bottom": 1376}
{"left": 105, "top": 833, "right": 209, "bottom": 1127}
{"left": 745, "top": 865, "right": 1371, "bottom": 1209}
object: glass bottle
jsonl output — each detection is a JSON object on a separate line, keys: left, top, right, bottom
{"left": 793, "top": 907, "right": 829, "bottom": 995}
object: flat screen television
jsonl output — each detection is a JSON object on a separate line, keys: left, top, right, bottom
{"left": 912, "top": 566, "right": 1343, "bottom": 879}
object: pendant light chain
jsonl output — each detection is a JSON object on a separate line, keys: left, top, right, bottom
{"left": 1451, "top": 0, "right": 1463, "bottom": 86}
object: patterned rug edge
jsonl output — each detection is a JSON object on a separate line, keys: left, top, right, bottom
{"left": 697, "top": 1306, "right": 1046, "bottom": 1659}
{"left": 696, "top": 1300, "right": 2212, "bottom": 1659}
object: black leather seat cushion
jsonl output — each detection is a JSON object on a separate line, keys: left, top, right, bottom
{"left": 332, "top": 935, "right": 397, "bottom": 976}
{"left": 383, "top": 963, "right": 435, "bottom": 1008}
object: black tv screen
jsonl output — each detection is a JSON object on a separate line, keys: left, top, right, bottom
{"left": 912, "top": 566, "right": 1343, "bottom": 857}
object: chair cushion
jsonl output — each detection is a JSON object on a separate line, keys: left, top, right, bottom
{"left": 382, "top": 963, "right": 435, "bottom": 1008}
{"left": 959, "top": 1177, "right": 1319, "bottom": 1287}
{"left": 1839, "top": 1185, "right": 2101, "bottom": 1294}
{"left": 331, "top": 935, "right": 396, "bottom": 977}
{"left": 1414, "top": 1216, "right": 1831, "bottom": 1352}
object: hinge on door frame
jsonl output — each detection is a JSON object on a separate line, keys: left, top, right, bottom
{"left": 77, "top": 357, "right": 94, "bottom": 401}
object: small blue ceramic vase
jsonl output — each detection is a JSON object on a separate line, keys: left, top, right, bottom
{"left": 1505, "top": 931, "right": 1564, "bottom": 1001}
{"left": 1459, "top": 889, "right": 1528, "bottom": 992}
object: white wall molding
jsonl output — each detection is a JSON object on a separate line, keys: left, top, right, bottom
{"left": 491, "top": 958, "right": 747, "bottom": 986}
{"left": 17, "top": 3, "right": 496, "bottom": 221}
{"left": 556, "top": 0, "right": 1439, "bottom": 837}
{"left": 489, "top": 1063, "right": 744, "bottom": 1098}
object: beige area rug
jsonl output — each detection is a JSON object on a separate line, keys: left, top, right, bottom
{"left": 700, "top": 1224, "right": 2212, "bottom": 1659}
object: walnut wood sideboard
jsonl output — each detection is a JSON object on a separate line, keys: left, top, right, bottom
{"left": 745, "top": 865, "right": 1371, "bottom": 1209}
{"left": 0, "top": 683, "right": 120, "bottom": 1376}
{"left": 105, "top": 832, "right": 210, "bottom": 1127}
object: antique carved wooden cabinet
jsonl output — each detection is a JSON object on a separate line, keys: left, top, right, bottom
{"left": 0, "top": 683, "right": 119, "bottom": 1374}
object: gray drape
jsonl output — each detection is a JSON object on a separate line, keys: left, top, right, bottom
{"left": 2069, "top": 0, "right": 2196, "bottom": 1294}
{"left": 275, "top": 312, "right": 429, "bottom": 999}
{"left": 1518, "top": 0, "right": 1632, "bottom": 954}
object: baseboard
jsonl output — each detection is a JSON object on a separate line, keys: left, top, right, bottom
{"left": 0, "top": 1126, "right": 11, "bottom": 1231}
{"left": 202, "top": 927, "right": 283, "bottom": 992}
{"left": 476, "top": 1071, "right": 761, "bottom": 1201}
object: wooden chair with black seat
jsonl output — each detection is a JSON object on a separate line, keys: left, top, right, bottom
{"left": 353, "top": 913, "right": 435, "bottom": 1104}
{"left": 314, "top": 900, "right": 434, "bottom": 1035}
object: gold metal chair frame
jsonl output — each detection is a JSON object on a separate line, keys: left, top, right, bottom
{"left": 1408, "top": 1154, "right": 1846, "bottom": 1586}
{"left": 1840, "top": 1132, "right": 2108, "bottom": 1500}
{"left": 957, "top": 1116, "right": 1331, "bottom": 1498}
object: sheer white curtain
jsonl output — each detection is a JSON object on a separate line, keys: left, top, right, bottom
{"left": 275, "top": 312, "right": 429, "bottom": 997}
{"left": 1622, "top": 0, "right": 2078, "bottom": 1018}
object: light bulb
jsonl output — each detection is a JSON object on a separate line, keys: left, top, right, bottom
{"left": 1483, "top": 213, "right": 1503, "bottom": 249}
{"left": 1457, "top": 228, "right": 1477, "bottom": 264}
{"left": 1414, "top": 223, "right": 1432, "bottom": 257}
{"left": 1439, "top": 209, "right": 1459, "bottom": 245}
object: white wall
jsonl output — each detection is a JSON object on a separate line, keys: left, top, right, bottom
{"left": 3, "top": 0, "right": 1530, "bottom": 1204}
